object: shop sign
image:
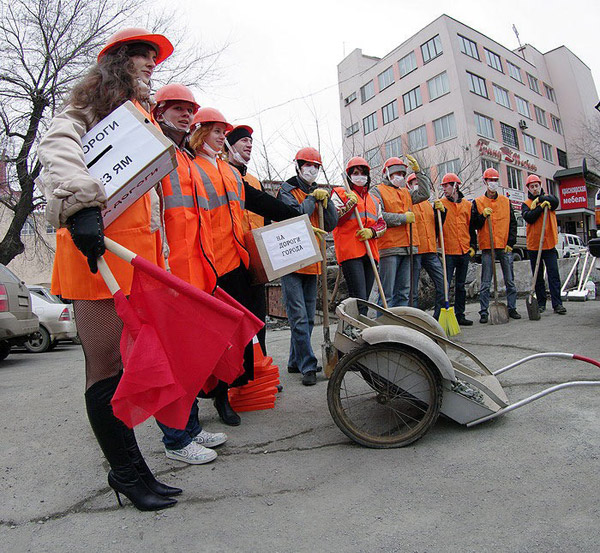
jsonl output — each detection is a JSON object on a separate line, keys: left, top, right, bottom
{"left": 559, "top": 176, "right": 588, "bottom": 210}
{"left": 476, "top": 139, "right": 538, "bottom": 172}
{"left": 502, "top": 187, "right": 525, "bottom": 210}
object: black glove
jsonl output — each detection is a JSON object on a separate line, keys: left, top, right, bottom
{"left": 67, "top": 207, "right": 105, "bottom": 274}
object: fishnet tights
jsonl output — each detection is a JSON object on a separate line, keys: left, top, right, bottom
{"left": 73, "top": 299, "right": 123, "bottom": 389}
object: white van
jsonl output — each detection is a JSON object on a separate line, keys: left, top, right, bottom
{"left": 557, "top": 233, "right": 586, "bottom": 258}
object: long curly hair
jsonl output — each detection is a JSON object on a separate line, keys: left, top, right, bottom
{"left": 70, "top": 43, "right": 155, "bottom": 120}
{"left": 189, "top": 123, "right": 214, "bottom": 154}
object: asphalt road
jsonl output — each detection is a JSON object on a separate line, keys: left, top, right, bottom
{"left": 2, "top": 298, "right": 600, "bottom": 552}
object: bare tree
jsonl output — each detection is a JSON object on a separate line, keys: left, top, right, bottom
{"left": 571, "top": 116, "right": 600, "bottom": 172}
{"left": 0, "top": 0, "right": 226, "bottom": 265}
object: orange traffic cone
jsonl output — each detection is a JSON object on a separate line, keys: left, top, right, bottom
{"left": 229, "top": 338, "right": 280, "bottom": 412}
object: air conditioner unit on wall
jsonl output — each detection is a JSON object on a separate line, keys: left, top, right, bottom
{"left": 518, "top": 119, "right": 528, "bottom": 130}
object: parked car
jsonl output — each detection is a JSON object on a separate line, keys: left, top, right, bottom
{"left": 557, "top": 233, "right": 587, "bottom": 258}
{"left": 0, "top": 264, "right": 39, "bottom": 361}
{"left": 24, "top": 286, "right": 78, "bottom": 353}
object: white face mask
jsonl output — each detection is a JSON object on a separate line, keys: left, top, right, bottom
{"left": 226, "top": 140, "right": 247, "bottom": 166}
{"left": 390, "top": 175, "right": 405, "bottom": 188}
{"left": 486, "top": 179, "right": 499, "bottom": 192}
{"left": 300, "top": 165, "right": 319, "bottom": 184}
{"left": 203, "top": 141, "right": 220, "bottom": 158}
{"left": 350, "top": 174, "right": 368, "bottom": 187}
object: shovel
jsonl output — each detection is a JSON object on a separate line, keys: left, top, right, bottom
{"left": 488, "top": 217, "right": 509, "bottom": 325}
{"left": 318, "top": 203, "right": 338, "bottom": 378}
{"left": 526, "top": 207, "right": 548, "bottom": 320}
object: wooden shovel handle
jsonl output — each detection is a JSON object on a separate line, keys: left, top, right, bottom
{"left": 531, "top": 207, "right": 548, "bottom": 292}
{"left": 318, "top": 203, "right": 330, "bottom": 338}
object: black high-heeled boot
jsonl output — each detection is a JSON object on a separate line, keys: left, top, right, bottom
{"left": 85, "top": 374, "right": 177, "bottom": 511}
{"left": 214, "top": 391, "right": 241, "bottom": 426}
{"left": 122, "top": 428, "right": 182, "bottom": 497}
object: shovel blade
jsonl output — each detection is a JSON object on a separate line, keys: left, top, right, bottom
{"left": 489, "top": 302, "right": 509, "bottom": 325}
{"left": 322, "top": 343, "right": 338, "bottom": 379}
{"left": 526, "top": 295, "right": 540, "bottom": 321}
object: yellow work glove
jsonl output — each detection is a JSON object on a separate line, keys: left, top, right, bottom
{"left": 346, "top": 191, "right": 358, "bottom": 204}
{"left": 504, "top": 245, "right": 513, "bottom": 253}
{"left": 540, "top": 200, "right": 551, "bottom": 210}
{"left": 482, "top": 207, "right": 493, "bottom": 218}
{"left": 468, "top": 247, "right": 476, "bottom": 258}
{"left": 404, "top": 211, "right": 416, "bottom": 224}
{"left": 310, "top": 188, "right": 329, "bottom": 208}
{"left": 433, "top": 199, "right": 445, "bottom": 212}
{"left": 405, "top": 154, "right": 420, "bottom": 173}
{"left": 530, "top": 197, "right": 539, "bottom": 209}
{"left": 356, "top": 228, "right": 375, "bottom": 241}
{"left": 312, "top": 226, "right": 327, "bottom": 240}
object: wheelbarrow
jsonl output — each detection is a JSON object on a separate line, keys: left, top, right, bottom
{"left": 326, "top": 298, "right": 600, "bottom": 448}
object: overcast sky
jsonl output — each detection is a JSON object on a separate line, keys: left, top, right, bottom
{"left": 168, "top": 0, "right": 600, "bottom": 183}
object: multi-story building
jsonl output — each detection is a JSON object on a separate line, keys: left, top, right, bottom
{"left": 338, "top": 14, "right": 600, "bottom": 241}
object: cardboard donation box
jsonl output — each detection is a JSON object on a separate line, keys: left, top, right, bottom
{"left": 82, "top": 101, "right": 176, "bottom": 226}
{"left": 246, "top": 214, "right": 323, "bottom": 284}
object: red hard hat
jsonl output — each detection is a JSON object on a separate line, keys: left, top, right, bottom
{"left": 441, "top": 172, "right": 461, "bottom": 185}
{"left": 483, "top": 168, "right": 500, "bottom": 180}
{"left": 383, "top": 157, "right": 408, "bottom": 173}
{"left": 192, "top": 107, "right": 233, "bottom": 132}
{"left": 346, "top": 156, "right": 371, "bottom": 173}
{"left": 526, "top": 174, "right": 542, "bottom": 186}
{"left": 97, "top": 28, "right": 173, "bottom": 64}
{"left": 406, "top": 172, "right": 417, "bottom": 184}
{"left": 294, "top": 147, "right": 322, "bottom": 166}
{"left": 152, "top": 84, "right": 199, "bottom": 113}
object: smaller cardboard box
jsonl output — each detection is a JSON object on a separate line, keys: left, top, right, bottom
{"left": 245, "top": 214, "right": 323, "bottom": 284}
{"left": 82, "top": 101, "right": 177, "bottom": 227}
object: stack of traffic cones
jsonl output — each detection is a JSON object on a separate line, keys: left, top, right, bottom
{"left": 228, "top": 338, "right": 280, "bottom": 412}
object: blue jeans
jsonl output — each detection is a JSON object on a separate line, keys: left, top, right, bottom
{"left": 282, "top": 272, "right": 318, "bottom": 375}
{"left": 445, "top": 253, "right": 470, "bottom": 318}
{"left": 378, "top": 254, "right": 411, "bottom": 308}
{"left": 341, "top": 256, "right": 376, "bottom": 316}
{"left": 528, "top": 248, "right": 563, "bottom": 309}
{"left": 156, "top": 400, "right": 202, "bottom": 450}
{"left": 479, "top": 249, "right": 517, "bottom": 314}
{"left": 412, "top": 253, "right": 445, "bottom": 319}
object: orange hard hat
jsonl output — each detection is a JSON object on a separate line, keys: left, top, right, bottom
{"left": 192, "top": 107, "right": 233, "bottom": 132}
{"left": 483, "top": 168, "right": 500, "bottom": 180}
{"left": 441, "top": 172, "right": 461, "bottom": 185}
{"left": 294, "top": 147, "right": 322, "bottom": 166}
{"left": 97, "top": 28, "right": 173, "bottom": 64}
{"left": 153, "top": 84, "right": 199, "bottom": 113}
{"left": 526, "top": 174, "right": 542, "bottom": 186}
{"left": 406, "top": 172, "right": 417, "bottom": 184}
{"left": 383, "top": 157, "right": 408, "bottom": 174}
{"left": 346, "top": 156, "right": 371, "bottom": 173}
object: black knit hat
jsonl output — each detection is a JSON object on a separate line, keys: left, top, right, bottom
{"left": 226, "top": 125, "right": 253, "bottom": 147}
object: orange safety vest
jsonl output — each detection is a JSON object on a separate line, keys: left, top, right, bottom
{"left": 332, "top": 187, "right": 380, "bottom": 263}
{"left": 376, "top": 184, "right": 419, "bottom": 251}
{"left": 440, "top": 197, "right": 472, "bottom": 255}
{"left": 475, "top": 194, "right": 511, "bottom": 250}
{"left": 193, "top": 157, "right": 250, "bottom": 276}
{"left": 413, "top": 201, "right": 437, "bottom": 254}
{"left": 161, "top": 148, "right": 217, "bottom": 293}
{"left": 51, "top": 102, "right": 164, "bottom": 300}
{"left": 290, "top": 187, "right": 321, "bottom": 275}
{"left": 524, "top": 199, "right": 558, "bottom": 250}
{"left": 240, "top": 172, "right": 265, "bottom": 234}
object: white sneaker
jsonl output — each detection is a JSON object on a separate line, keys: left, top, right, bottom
{"left": 165, "top": 442, "right": 217, "bottom": 465}
{"left": 193, "top": 429, "right": 228, "bottom": 448}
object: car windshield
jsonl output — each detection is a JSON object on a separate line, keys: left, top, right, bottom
{"left": 29, "top": 288, "right": 63, "bottom": 304}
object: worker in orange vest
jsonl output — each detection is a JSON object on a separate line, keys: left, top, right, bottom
{"left": 331, "top": 157, "right": 386, "bottom": 315}
{"left": 151, "top": 84, "right": 227, "bottom": 465}
{"left": 406, "top": 172, "right": 447, "bottom": 319}
{"left": 522, "top": 174, "right": 566, "bottom": 314}
{"left": 276, "top": 148, "right": 338, "bottom": 386}
{"left": 440, "top": 173, "right": 477, "bottom": 326}
{"left": 36, "top": 28, "right": 179, "bottom": 511}
{"left": 370, "top": 155, "right": 428, "bottom": 307}
{"left": 471, "top": 167, "right": 520, "bottom": 323}
{"left": 190, "top": 108, "right": 298, "bottom": 425}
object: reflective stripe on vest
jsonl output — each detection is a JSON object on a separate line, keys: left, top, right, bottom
{"left": 194, "top": 162, "right": 245, "bottom": 211}
{"left": 163, "top": 166, "right": 209, "bottom": 210}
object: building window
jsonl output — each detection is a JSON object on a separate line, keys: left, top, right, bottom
{"left": 20, "top": 219, "right": 35, "bottom": 236}
{"left": 46, "top": 224, "right": 56, "bottom": 235}
{"left": 481, "top": 158, "right": 500, "bottom": 174}
{"left": 506, "top": 166, "right": 522, "bottom": 189}
{"left": 544, "top": 83, "right": 556, "bottom": 102}
{"left": 345, "top": 122, "right": 359, "bottom": 137}
{"left": 515, "top": 95, "right": 531, "bottom": 118}
{"left": 493, "top": 84, "right": 511, "bottom": 108}
{"left": 527, "top": 73, "right": 541, "bottom": 94}
{"left": 437, "top": 158, "right": 461, "bottom": 177}
{"left": 484, "top": 48, "right": 503, "bottom": 72}
{"left": 551, "top": 115, "right": 563, "bottom": 135}
{"left": 398, "top": 51, "right": 417, "bottom": 77}
{"left": 534, "top": 106, "right": 547, "bottom": 127}
{"left": 541, "top": 141, "right": 553, "bottom": 162}
{"left": 501, "top": 122, "right": 519, "bottom": 149}
{"left": 458, "top": 35, "right": 479, "bottom": 60}
{"left": 523, "top": 133, "right": 537, "bottom": 156}
{"left": 407, "top": 125, "right": 428, "bottom": 152}
{"left": 364, "top": 147, "right": 382, "bottom": 168}
{"left": 546, "top": 178, "right": 557, "bottom": 196}
{"left": 403, "top": 86, "right": 422, "bottom": 113}
{"left": 557, "top": 148, "right": 568, "bottom": 168}
{"left": 385, "top": 136, "right": 403, "bottom": 158}
{"left": 344, "top": 91, "right": 357, "bottom": 105}
{"left": 363, "top": 112, "right": 377, "bottom": 135}
{"left": 382, "top": 100, "right": 398, "bottom": 125}
{"left": 433, "top": 113, "right": 456, "bottom": 143}
{"left": 507, "top": 61, "right": 523, "bottom": 83}
{"left": 427, "top": 71, "right": 449, "bottom": 100}
{"left": 467, "top": 72, "right": 488, "bottom": 98}
{"left": 421, "top": 35, "right": 442, "bottom": 63}
{"left": 360, "top": 80, "right": 375, "bottom": 103}
{"left": 378, "top": 66, "right": 395, "bottom": 91}
{"left": 474, "top": 112, "right": 494, "bottom": 139}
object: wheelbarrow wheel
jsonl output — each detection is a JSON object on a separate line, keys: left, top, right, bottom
{"left": 327, "top": 343, "right": 442, "bottom": 448}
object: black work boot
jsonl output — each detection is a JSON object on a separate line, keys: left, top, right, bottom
{"left": 214, "top": 391, "right": 241, "bottom": 426}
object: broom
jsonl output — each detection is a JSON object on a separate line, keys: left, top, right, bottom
{"left": 436, "top": 207, "right": 460, "bottom": 336}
